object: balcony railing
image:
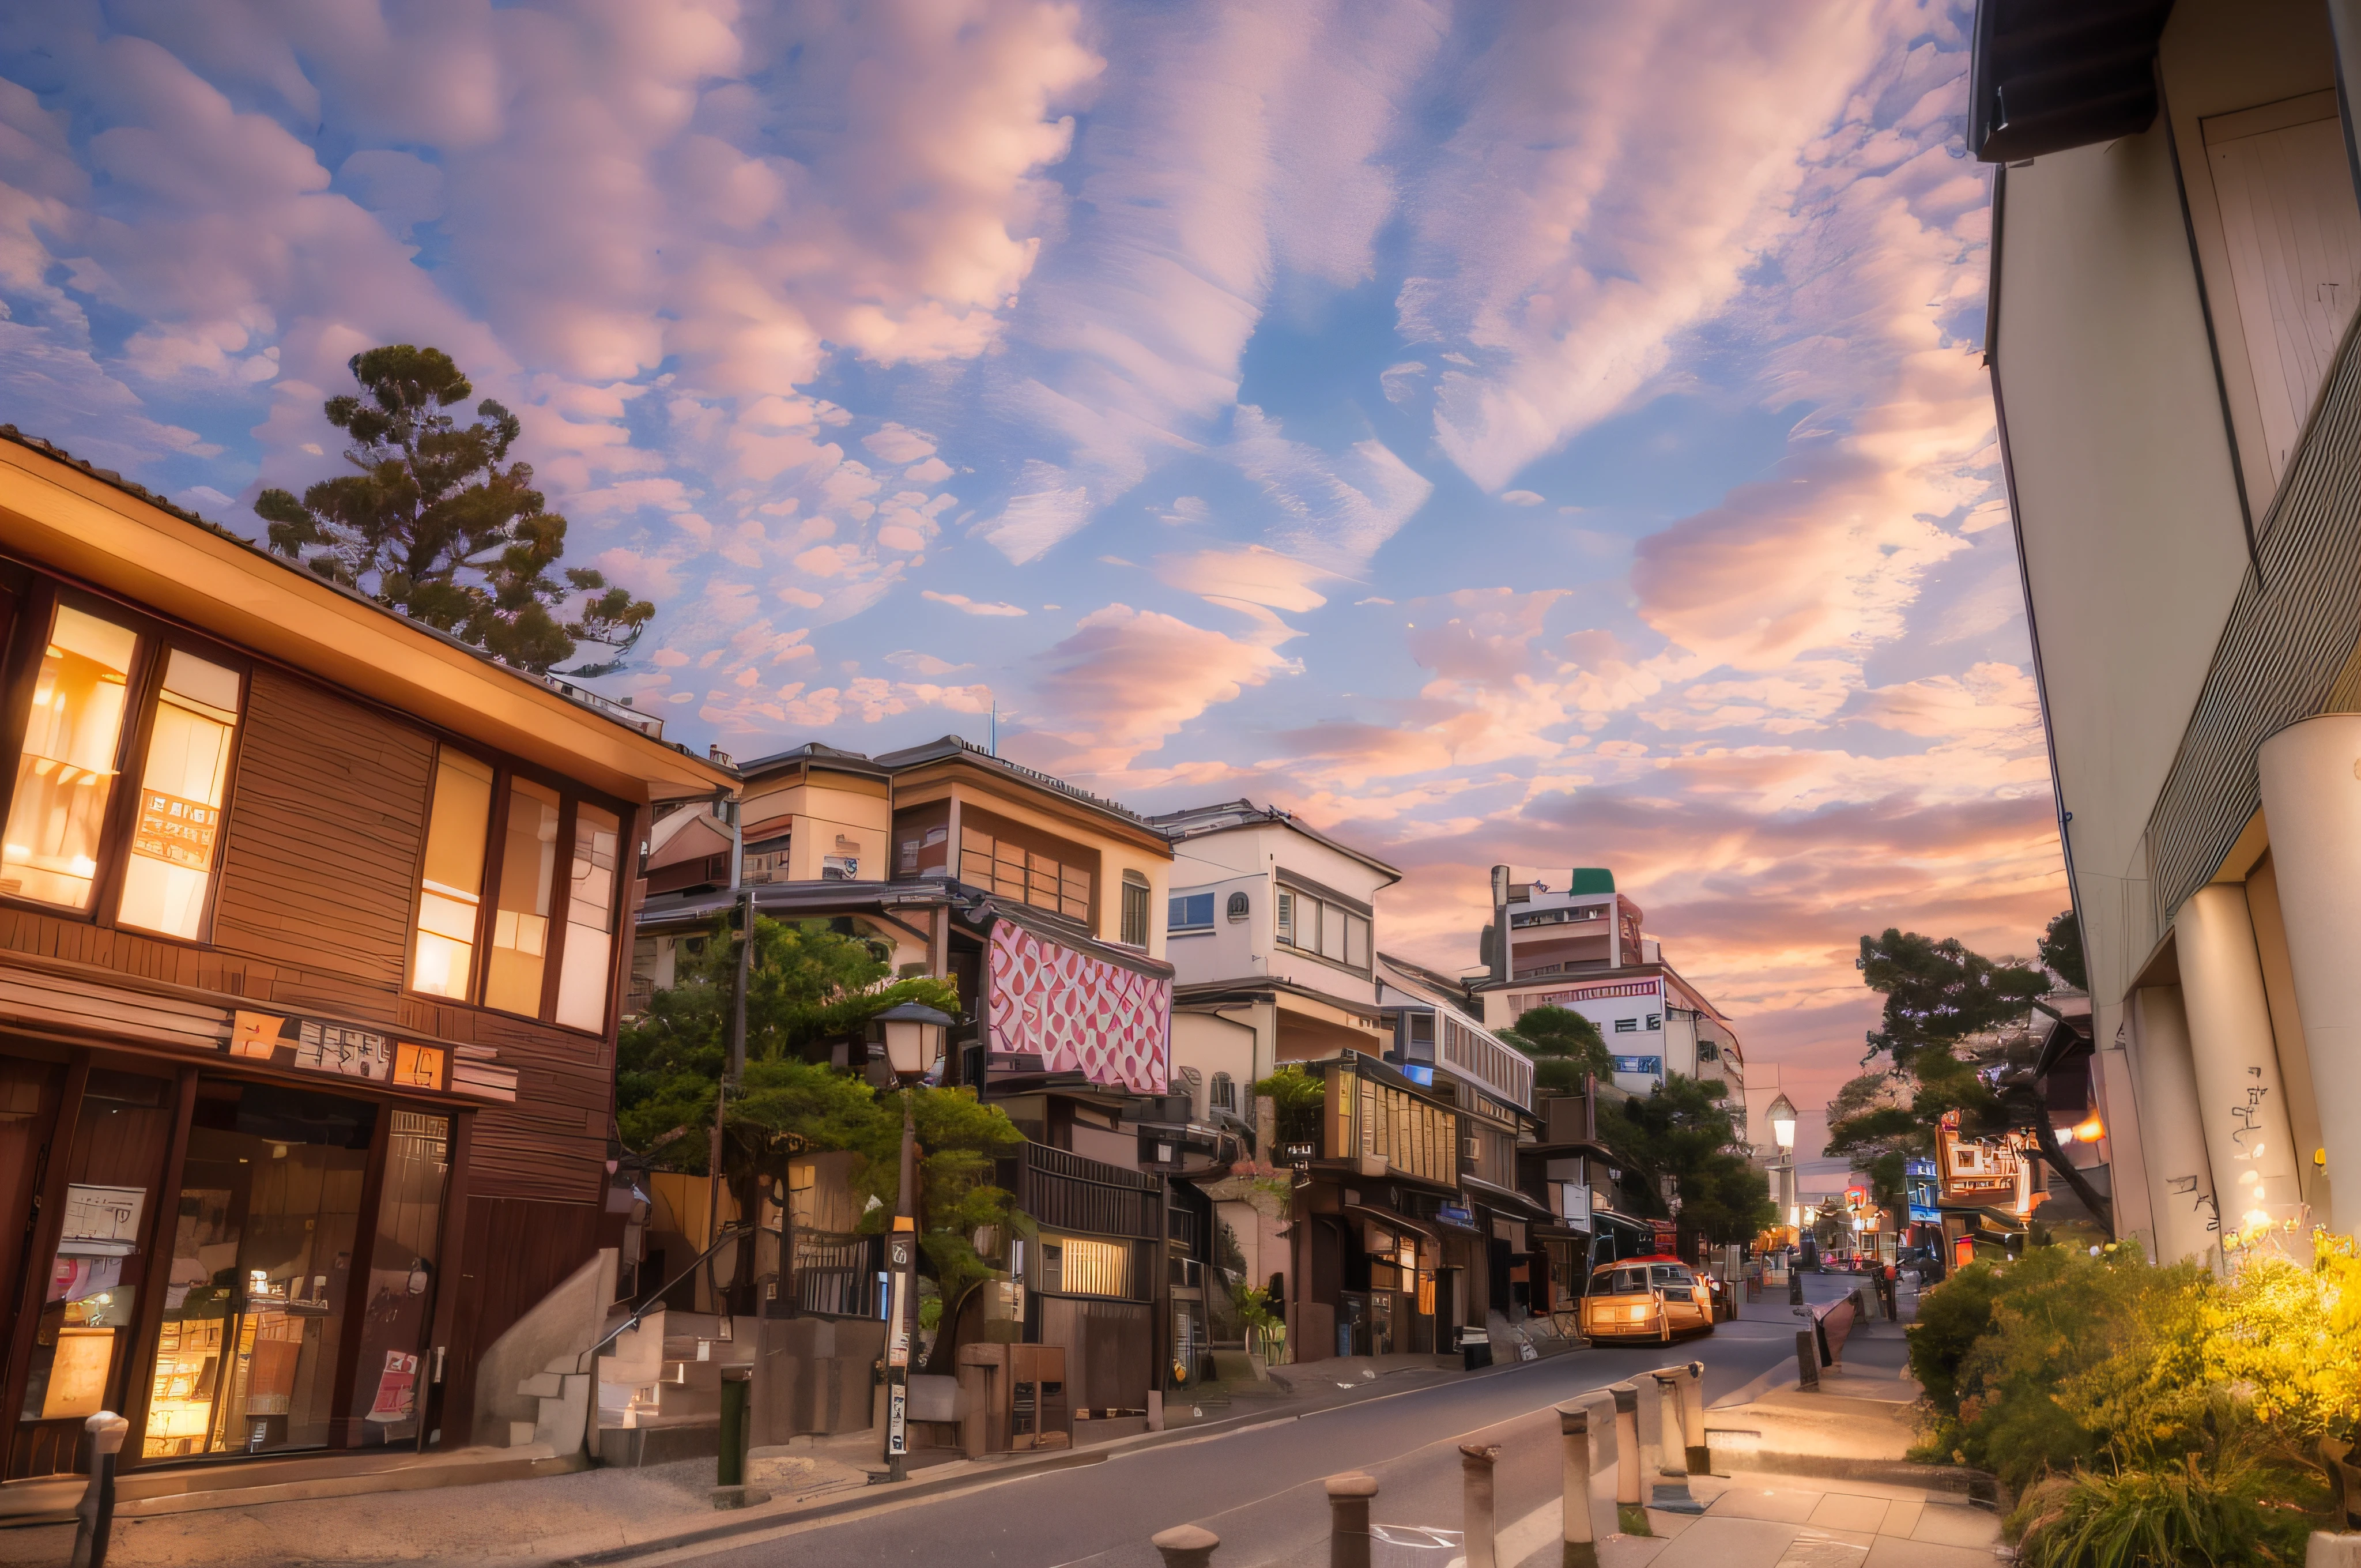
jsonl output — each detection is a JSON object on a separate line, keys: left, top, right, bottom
{"left": 1004, "top": 1139, "right": 1163, "bottom": 1241}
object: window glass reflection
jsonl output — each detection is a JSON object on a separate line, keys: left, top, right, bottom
{"left": 3, "top": 605, "right": 137, "bottom": 910}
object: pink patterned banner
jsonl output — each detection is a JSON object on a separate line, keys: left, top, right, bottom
{"left": 986, "top": 920, "right": 1171, "bottom": 1094}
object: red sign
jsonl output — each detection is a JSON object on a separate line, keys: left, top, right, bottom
{"left": 1845, "top": 1186, "right": 1868, "bottom": 1208}
{"left": 1651, "top": 1222, "right": 1677, "bottom": 1252}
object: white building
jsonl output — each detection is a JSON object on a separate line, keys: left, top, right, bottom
{"left": 1466, "top": 866, "right": 1744, "bottom": 1115}
{"left": 1974, "top": 0, "right": 2361, "bottom": 1257}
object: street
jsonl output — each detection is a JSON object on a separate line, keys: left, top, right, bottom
{"left": 661, "top": 1279, "right": 1863, "bottom": 1568}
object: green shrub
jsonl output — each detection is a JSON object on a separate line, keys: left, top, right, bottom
{"left": 2009, "top": 1440, "right": 2323, "bottom": 1568}
{"left": 1909, "top": 1258, "right": 2005, "bottom": 1419}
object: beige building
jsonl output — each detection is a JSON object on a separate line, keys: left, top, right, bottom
{"left": 1978, "top": 0, "right": 2361, "bottom": 1257}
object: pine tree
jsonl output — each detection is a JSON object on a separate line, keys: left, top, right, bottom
{"left": 257, "top": 345, "right": 653, "bottom": 673}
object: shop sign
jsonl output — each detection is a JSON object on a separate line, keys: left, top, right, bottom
{"left": 1609, "top": 1055, "right": 1662, "bottom": 1076}
{"left": 229, "top": 1011, "right": 446, "bottom": 1092}
{"left": 1651, "top": 1221, "right": 1677, "bottom": 1252}
{"left": 1438, "top": 1204, "right": 1472, "bottom": 1227}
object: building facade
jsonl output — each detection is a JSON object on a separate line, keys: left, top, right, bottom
{"left": 0, "top": 429, "right": 729, "bottom": 1498}
{"left": 1975, "top": 0, "right": 2361, "bottom": 1259}
{"left": 635, "top": 737, "right": 1197, "bottom": 1432}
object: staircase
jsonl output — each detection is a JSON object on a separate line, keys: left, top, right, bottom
{"left": 580, "top": 1307, "right": 752, "bottom": 1466}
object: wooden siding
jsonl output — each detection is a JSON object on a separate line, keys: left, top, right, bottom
{"left": 0, "top": 662, "right": 614, "bottom": 1205}
{"left": 212, "top": 666, "right": 432, "bottom": 1010}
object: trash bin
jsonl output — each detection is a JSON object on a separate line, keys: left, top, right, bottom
{"left": 1458, "top": 1327, "right": 1492, "bottom": 1371}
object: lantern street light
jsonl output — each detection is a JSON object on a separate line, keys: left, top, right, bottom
{"left": 1768, "top": 1093, "right": 1797, "bottom": 1155}
{"left": 870, "top": 1002, "right": 953, "bottom": 1482}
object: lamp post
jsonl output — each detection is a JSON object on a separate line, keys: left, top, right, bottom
{"left": 872, "top": 1001, "right": 952, "bottom": 1482}
{"left": 1767, "top": 1091, "right": 1798, "bottom": 1250}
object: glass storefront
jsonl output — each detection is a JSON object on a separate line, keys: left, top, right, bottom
{"left": 0, "top": 1051, "right": 458, "bottom": 1475}
{"left": 145, "top": 1083, "right": 376, "bottom": 1458}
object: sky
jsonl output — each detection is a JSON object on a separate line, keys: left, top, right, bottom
{"left": 0, "top": 0, "right": 2068, "bottom": 1159}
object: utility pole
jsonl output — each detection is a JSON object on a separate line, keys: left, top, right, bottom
{"left": 710, "top": 787, "right": 745, "bottom": 1309}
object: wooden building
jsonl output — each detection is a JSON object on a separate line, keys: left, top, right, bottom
{"left": 636, "top": 736, "right": 1192, "bottom": 1432}
{"left": 0, "top": 429, "right": 728, "bottom": 1492}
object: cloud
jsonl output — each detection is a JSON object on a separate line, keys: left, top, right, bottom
{"left": 1019, "top": 603, "right": 1294, "bottom": 775}
{"left": 1400, "top": 3, "right": 1910, "bottom": 491}
{"left": 1499, "top": 489, "right": 1544, "bottom": 506}
{"left": 922, "top": 590, "right": 1027, "bottom": 616}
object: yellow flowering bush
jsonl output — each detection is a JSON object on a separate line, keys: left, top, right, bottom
{"left": 2200, "top": 1234, "right": 2361, "bottom": 1444}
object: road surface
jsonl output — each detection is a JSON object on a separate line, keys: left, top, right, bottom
{"left": 654, "top": 1273, "right": 1875, "bottom": 1568}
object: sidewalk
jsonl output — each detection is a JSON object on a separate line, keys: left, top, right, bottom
{"left": 1482, "top": 1469, "right": 2005, "bottom": 1568}
{"left": 0, "top": 1347, "right": 1508, "bottom": 1568}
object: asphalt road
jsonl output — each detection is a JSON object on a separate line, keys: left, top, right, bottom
{"left": 657, "top": 1273, "right": 1870, "bottom": 1568}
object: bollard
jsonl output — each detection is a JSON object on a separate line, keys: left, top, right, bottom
{"left": 1609, "top": 1382, "right": 1649, "bottom": 1536}
{"left": 1151, "top": 1523, "right": 1221, "bottom": 1568}
{"left": 718, "top": 1373, "right": 747, "bottom": 1487}
{"left": 1556, "top": 1401, "right": 1598, "bottom": 1568}
{"left": 1788, "top": 1270, "right": 1804, "bottom": 1307}
{"left": 1647, "top": 1372, "right": 1702, "bottom": 1514}
{"left": 1325, "top": 1471, "right": 1379, "bottom": 1568}
{"left": 69, "top": 1411, "right": 127, "bottom": 1568}
{"left": 1681, "top": 1360, "right": 1710, "bottom": 1475}
{"left": 1796, "top": 1328, "right": 1820, "bottom": 1390}
{"left": 1459, "top": 1444, "right": 1501, "bottom": 1568}
{"left": 1651, "top": 1373, "right": 1688, "bottom": 1481}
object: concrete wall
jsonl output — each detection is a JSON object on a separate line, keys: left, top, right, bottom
{"left": 472, "top": 1247, "right": 618, "bottom": 1450}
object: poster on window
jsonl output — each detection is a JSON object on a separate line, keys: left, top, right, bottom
{"left": 985, "top": 919, "right": 1170, "bottom": 1094}
{"left": 367, "top": 1351, "right": 420, "bottom": 1423}
{"left": 59, "top": 1184, "right": 145, "bottom": 1257}
{"left": 132, "top": 789, "right": 220, "bottom": 872}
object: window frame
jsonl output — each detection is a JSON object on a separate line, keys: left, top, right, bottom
{"left": 1119, "top": 869, "right": 1151, "bottom": 947}
{"left": 1168, "top": 890, "right": 1216, "bottom": 934}
{"left": 405, "top": 742, "right": 629, "bottom": 1036}
{"left": 1272, "top": 877, "right": 1375, "bottom": 978}
{"left": 0, "top": 579, "right": 254, "bottom": 945}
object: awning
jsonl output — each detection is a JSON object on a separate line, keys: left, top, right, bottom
{"left": 1968, "top": 0, "right": 2176, "bottom": 163}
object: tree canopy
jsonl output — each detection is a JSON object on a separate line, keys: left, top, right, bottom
{"left": 257, "top": 344, "right": 653, "bottom": 673}
{"left": 1856, "top": 928, "right": 2047, "bottom": 1071}
{"left": 1498, "top": 1004, "right": 1615, "bottom": 1095}
{"left": 1598, "top": 1075, "right": 1774, "bottom": 1245}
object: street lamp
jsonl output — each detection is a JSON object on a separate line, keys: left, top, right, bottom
{"left": 870, "top": 1002, "right": 952, "bottom": 1482}
{"left": 1768, "top": 1093, "right": 1797, "bottom": 1155}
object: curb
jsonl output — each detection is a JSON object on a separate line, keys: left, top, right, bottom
{"left": 1718, "top": 1450, "right": 2000, "bottom": 1506}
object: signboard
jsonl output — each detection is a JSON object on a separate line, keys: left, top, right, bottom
{"left": 1650, "top": 1222, "right": 1678, "bottom": 1253}
{"left": 1609, "top": 1055, "right": 1662, "bottom": 1076}
{"left": 1557, "top": 1182, "right": 1593, "bottom": 1227}
{"left": 58, "top": 1184, "right": 145, "bottom": 1258}
{"left": 886, "top": 1379, "right": 908, "bottom": 1457}
{"left": 230, "top": 1011, "right": 446, "bottom": 1092}
{"left": 886, "top": 1235, "right": 914, "bottom": 1368}
{"left": 1438, "top": 1205, "right": 1473, "bottom": 1227}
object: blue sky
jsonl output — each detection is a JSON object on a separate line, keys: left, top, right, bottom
{"left": 0, "top": 0, "right": 2066, "bottom": 1152}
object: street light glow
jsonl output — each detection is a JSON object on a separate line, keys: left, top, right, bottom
{"left": 1768, "top": 1092, "right": 1797, "bottom": 1154}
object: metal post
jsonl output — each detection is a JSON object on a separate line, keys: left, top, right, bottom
{"left": 1681, "top": 1360, "right": 1709, "bottom": 1475}
{"left": 1459, "top": 1444, "right": 1500, "bottom": 1568}
{"left": 718, "top": 1373, "right": 746, "bottom": 1487}
{"left": 1325, "top": 1472, "right": 1378, "bottom": 1568}
{"left": 68, "top": 1411, "right": 127, "bottom": 1568}
{"left": 1796, "top": 1328, "right": 1820, "bottom": 1391}
{"left": 1151, "top": 1524, "right": 1220, "bottom": 1568}
{"left": 1556, "top": 1400, "right": 1598, "bottom": 1568}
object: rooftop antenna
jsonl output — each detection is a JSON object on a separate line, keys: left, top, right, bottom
{"left": 991, "top": 696, "right": 998, "bottom": 756}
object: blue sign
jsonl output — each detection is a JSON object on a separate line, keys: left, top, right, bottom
{"left": 1438, "top": 1205, "right": 1473, "bottom": 1226}
{"left": 1909, "top": 1203, "right": 1941, "bottom": 1223}
{"left": 1402, "top": 1063, "right": 1435, "bottom": 1086}
{"left": 1610, "top": 1055, "right": 1663, "bottom": 1076}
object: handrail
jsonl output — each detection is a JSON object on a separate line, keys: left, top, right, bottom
{"left": 576, "top": 1222, "right": 756, "bottom": 1370}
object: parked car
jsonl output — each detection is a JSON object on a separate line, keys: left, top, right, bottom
{"left": 1578, "top": 1256, "right": 1717, "bottom": 1345}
